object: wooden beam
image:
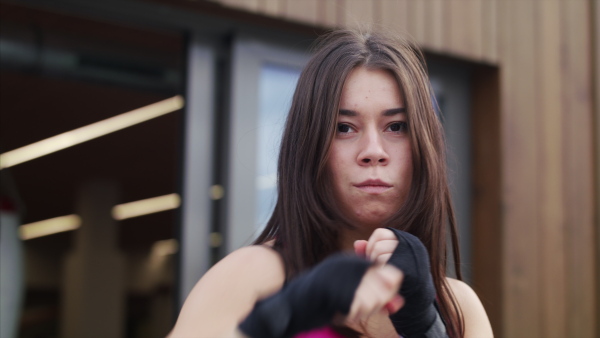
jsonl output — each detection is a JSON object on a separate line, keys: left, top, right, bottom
{"left": 561, "top": 1, "right": 597, "bottom": 336}
{"left": 501, "top": 1, "right": 540, "bottom": 336}
{"left": 471, "top": 65, "right": 503, "bottom": 338}
{"left": 594, "top": 0, "right": 600, "bottom": 333}
{"left": 536, "top": 1, "right": 567, "bottom": 337}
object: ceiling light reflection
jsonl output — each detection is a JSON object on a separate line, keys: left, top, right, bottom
{"left": 112, "top": 193, "right": 181, "bottom": 221}
{"left": 19, "top": 193, "right": 181, "bottom": 240}
{"left": 152, "top": 239, "right": 179, "bottom": 256}
{"left": 0, "top": 95, "right": 184, "bottom": 169}
{"left": 19, "top": 214, "right": 81, "bottom": 240}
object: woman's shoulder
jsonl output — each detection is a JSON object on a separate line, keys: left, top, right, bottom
{"left": 169, "top": 245, "right": 286, "bottom": 336}
{"left": 445, "top": 277, "right": 478, "bottom": 302}
{"left": 210, "top": 244, "right": 286, "bottom": 297}
{"left": 445, "top": 277, "right": 494, "bottom": 338}
{"left": 225, "top": 243, "right": 283, "bottom": 270}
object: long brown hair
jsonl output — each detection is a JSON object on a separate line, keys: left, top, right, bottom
{"left": 253, "top": 29, "right": 464, "bottom": 337}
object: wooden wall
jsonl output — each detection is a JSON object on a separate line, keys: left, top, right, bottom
{"left": 211, "top": 0, "right": 598, "bottom": 337}
{"left": 595, "top": 0, "right": 600, "bottom": 335}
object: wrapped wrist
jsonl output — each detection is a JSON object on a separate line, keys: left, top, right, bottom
{"left": 239, "top": 254, "right": 371, "bottom": 338}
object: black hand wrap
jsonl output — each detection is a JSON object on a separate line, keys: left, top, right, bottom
{"left": 238, "top": 253, "right": 371, "bottom": 338}
{"left": 386, "top": 228, "right": 440, "bottom": 338}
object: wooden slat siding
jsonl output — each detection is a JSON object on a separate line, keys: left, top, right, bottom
{"left": 497, "top": 1, "right": 516, "bottom": 336}
{"left": 471, "top": 65, "right": 502, "bottom": 338}
{"left": 317, "top": 0, "right": 340, "bottom": 27}
{"left": 495, "top": 1, "right": 511, "bottom": 336}
{"left": 425, "top": 0, "right": 445, "bottom": 52}
{"left": 480, "top": 0, "right": 497, "bottom": 63}
{"left": 446, "top": 0, "right": 465, "bottom": 57}
{"left": 502, "top": 1, "right": 540, "bottom": 337}
{"left": 561, "top": 1, "right": 596, "bottom": 337}
{"left": 495, "top": 1, "right": 513, "bottom": 335}
{"left": 407, "top": 0, "right": 426, "bottom": 47}
{"left": 343, "top": 0, "right": 374, "bottom": 30}
{"left": 335, "top": 0, "right": 346, "bottom": 27}
{"left": 218, "top": 0, "right": 259, "bottom": 12}
{"left": 536, "top": 1, "right": 567, "bottom": 337}
{"left": 379, "top": 0, "right": 410, "bottom": 37}
{"left": 595, "top": 0, "right": 600, "bottom": 335}
{"left": 285, "top": 0, "right": 318, "bottom": 26}
{"left": 258, "top": 0, "right": 281, "bottom": 17}
{"left": 473, "top": 0, "right": 484, "bottom": 59}
{"left": 372, "top": 0, "right": 381, "bottom": 26}
{"left": 466, "top": 0, "right": 483, "bottom": 60}
{"left": 446, "top": 0, "right": 479, "bottom": 60}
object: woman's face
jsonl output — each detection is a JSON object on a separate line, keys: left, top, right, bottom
{"left": 328, "top": 67, "right": 413, "bottom": 230}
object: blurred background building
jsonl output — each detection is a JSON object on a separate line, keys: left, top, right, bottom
{"left": 0, "top": 0, "right": 597, "bottom": 338}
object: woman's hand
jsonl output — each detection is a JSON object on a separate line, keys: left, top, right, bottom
{"left": 350, "top": 228, "right": 404, "bottom": 327}
{"left": 356, "top": 228, "right": 442, "bottom": 337}
{"left": 354, "top": 228, "right": 399, "bottom": 265}
{"left": 239, "top": 254, "right": 375, "bottom": 338}
{"left": 345, "top": 263, "right": 404, "bottom": 325}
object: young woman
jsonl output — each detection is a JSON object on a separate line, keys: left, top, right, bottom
{"left": 169, "top": 29, "right": 493, "bottom": 338}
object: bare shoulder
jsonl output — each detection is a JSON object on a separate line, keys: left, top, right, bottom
{"left": 445, "top": 277, "right": 494, "bottom": 338}
{"left": 169, "top": 245, "right": 285, "bottom": 337}
{"left": 208, "top": 245, "right": 285, "bottom": 294}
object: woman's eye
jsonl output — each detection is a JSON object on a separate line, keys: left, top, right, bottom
{"left": 337, "top": 123, "right": 353, "bottom": 133}
{"left": 388, "top": 122, "right": 408, "bottom": 133}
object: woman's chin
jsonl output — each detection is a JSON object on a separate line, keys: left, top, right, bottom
{"left": 351, "top": 213, "right": 392, "bottom": 230}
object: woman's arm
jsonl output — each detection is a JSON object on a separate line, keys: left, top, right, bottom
{"left": 168, "top": 245, "right": 286, "bottom": 337}
{"left": 238, "top": 253, "right": 402, "bottom": 338}
{"left": 446, "top": 278, "right": 494, "bottom": 338}
{"left": 170, "top": 243, "right": 404, "bottom": 338}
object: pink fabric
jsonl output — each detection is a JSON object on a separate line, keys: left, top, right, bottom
{"left": 294, "top": 327, "right": 346, "bottom": 338}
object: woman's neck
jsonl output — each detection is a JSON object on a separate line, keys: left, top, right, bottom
{"left": 338, "top": 226, "right": 375, "bottom": 251}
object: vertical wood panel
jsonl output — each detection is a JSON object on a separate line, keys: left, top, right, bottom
{"left": 217, "top": 0, "right": 259, "bottom": 12}
{"left": 501, "top": 1, "right": 540, "bottom": 337}
{"left": 446, "top": 0, "right": 482, "bottom": 58}
{"left": 372, "top": 0, "right": 382, "bottom": 26}
{"left": 425, "top": 0, "right": 444, "bottom": 51}
{"left": 447, "top": 0, "right": 466, "bottom": 55}
{"left": 481, "top": 0, "right": 498, "bottom": 62}
{"left": 285, "top": 0, "right": 318, "bottom": 25}
{"left": 594, "top": 0, "right": 600, "bottom": 334}
{"left": 407, "top": 0, "right": 425, "bottom": 45}
{"left": 317, "top": 0, "right": 341, "bottom": 28}
{"left": 561, "top": 1, "right": 596, "bottom": 337}
{"left": 495, "top": 2, "right": 513, "bottom": 332}
{"left": 343, "top": 0, "right": 374, "bottom": 28}
{"left": 467, "top": 0, "right": 483, "bottom": 59}
{"left": 536, "top": 1, "right": 567, "bottom": 337}
{"left": 471, "top": 66, "right": 503, "bottom": 338}
{"left": 258, "top": 0, "right": 282, "bottom": 17}
{"left": 380, "top": 0, "right": 409, "bottom": 35}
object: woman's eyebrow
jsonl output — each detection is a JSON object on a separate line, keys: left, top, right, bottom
{"left": 383, "top": 107, "right": 406, "bottom": 116}
{"left": 338, "top": 107, "right": 406, "bottom": 117}
{"left": 339, "top": 109, "right": 357, "bottom": 116}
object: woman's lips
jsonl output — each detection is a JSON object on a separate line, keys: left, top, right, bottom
{"left": 354, "top": 180, "right": 392, "bottom": 194}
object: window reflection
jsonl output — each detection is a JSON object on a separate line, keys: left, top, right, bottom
{"left": 255, "top": 63, "right": 301, "bottom": 231}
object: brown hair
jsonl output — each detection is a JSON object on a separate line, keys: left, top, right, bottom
{"left": 254, "top": 29, "right": 464, "bottom": 337}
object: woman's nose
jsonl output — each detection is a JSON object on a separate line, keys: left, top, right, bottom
{"left": 357, "top": 131, "right": 389, "bottom": 165}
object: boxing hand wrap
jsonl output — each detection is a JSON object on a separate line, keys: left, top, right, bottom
{"left": 386, "top": 228, "right": 445, "bottom": 338}
{"left": 238, "top": 254, "right": 371, "bottom": 338}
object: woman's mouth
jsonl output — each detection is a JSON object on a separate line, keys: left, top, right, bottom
{"left": 354, "top": 179, "right": 393, "bottom": 194}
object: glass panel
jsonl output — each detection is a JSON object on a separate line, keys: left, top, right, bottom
{"left": 429, "top": 64, "right": 473, "bottom": 282}
{"left": 255, "top": 63, "right": 301, "bottom": 231}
